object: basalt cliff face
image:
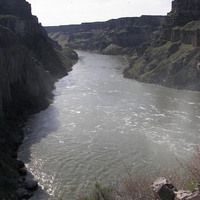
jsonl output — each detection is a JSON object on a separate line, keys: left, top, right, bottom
{"left": 0, "top": 0, "right": 77, "bottom": 199}
{"left": 45, "top": 16, "right": 165, "bottom": 55}
{"left": 123, "top": 0, "right": 200, "bottom": 91}
{"left": 163, "top": 0, "right": 200, "bottom": 45}
{"left": 46, "top": 0, "right": 200, "bottom": 92}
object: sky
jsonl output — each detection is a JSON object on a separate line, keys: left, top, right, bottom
{"left": 27, "top": 0, "right": 172, "bottom": 26}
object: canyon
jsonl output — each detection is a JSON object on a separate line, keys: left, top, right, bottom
{"left": 46, "top": 15, "right": 165, "bottom": 55}
{"left": 1, "top": 0, "right": 200, "bottom": 199}
{"left": 46, "top": 0, "right": 200, "bottom": 91}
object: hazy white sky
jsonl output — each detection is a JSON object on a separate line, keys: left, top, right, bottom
{"left": 27, "top": 0, "right": 172, "bottom": 26}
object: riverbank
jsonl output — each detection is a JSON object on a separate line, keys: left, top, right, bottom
{"left": 0, "top": 117, "right": 37, "bottom": 199}
{"left": 0, "top": 48, "right": 78, "bottom": 199}
{"left": 123, "top": 43, "right": 200, "bottom": 92}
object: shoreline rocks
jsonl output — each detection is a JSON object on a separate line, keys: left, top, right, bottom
{"left": 151, "top": 177, "right": 200, "bottom": 200}
{"left": 15, "top": 160, "right": 38, "bottom": 199}
{"left": 0, "top": 0, "right": 78, "bottom": 199}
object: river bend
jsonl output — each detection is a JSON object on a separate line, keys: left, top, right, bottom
{"left": 19, "top": 51, "right": 200, "bottom": 199}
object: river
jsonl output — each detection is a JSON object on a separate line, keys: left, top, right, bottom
{"left": 18, "top": 51, "right": 200, "bottom": 199}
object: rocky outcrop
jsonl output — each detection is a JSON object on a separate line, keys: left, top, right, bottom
{"left": 45, "top": 15, "right": 165, "bottom": 55}
{"left": 124, "top": 0, "right": 200, "bottom": 92}
{"left": 163, "top": 0, "right": 200, "bottom": 46}
{"left": 0, "top": 0, "right": 78, "bottom": 199}
{"left": 152, "top": 177, "right": 176, "bottom": 200}
{"left": 152, "top": 177, "right": 200, "bottom": 200}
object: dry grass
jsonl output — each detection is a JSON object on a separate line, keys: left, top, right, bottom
{"left": 111, "top": 173, "right": 154, "bottom": 200}
{"left": 177, "top": 147, "right": 200, "bottom": 190}
{"left": 77, "top": 147, "right": 200, "bottom": 200}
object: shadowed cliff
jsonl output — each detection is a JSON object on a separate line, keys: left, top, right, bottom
{"left": 0, "top": 0, "right": 78, "bottom": 199}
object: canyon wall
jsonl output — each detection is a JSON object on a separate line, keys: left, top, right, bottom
{"left": 163, "top": 0, "right": 200, "bottom": 46}
{"left": 124, "top": 0, "right": 200, "bottom": 91}
{"left": 45, "top": 15, "right": 165, "bottom": 55}
{"left": 0, "top": 0, "right": 77, "bottom": 199}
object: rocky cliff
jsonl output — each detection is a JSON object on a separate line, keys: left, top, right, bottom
{"left": 123, "top": 0, "right": 200, "bottom": 91}
{"left": 46, "top": 0, "right": 200, "bottom": 92}
{"left": 45, "top": 15, "right": 165, "bottom": 55}
{"left": 163, "top": 0, "right": 200, "bottom": 45}
{"left": 0, "top": 0, "right": 77, "bottom": 199}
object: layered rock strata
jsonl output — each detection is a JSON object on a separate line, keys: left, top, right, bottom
{"left": 163, "top": 0, "right": 200, "bottom": 46}
{"left": 0, "top": 0, "right": 77, "bottom": 199}
{"left": 123, "top": 0, "right": 200, "bottom": 91}
{"left": 46, "top": 15, "right": 165, "bottom": 55}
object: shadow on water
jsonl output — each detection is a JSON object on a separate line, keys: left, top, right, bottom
{"left": 18, "top": 103, "right": 61, "bottom": 199}
{"left": 19, "top": 104, "right": 60, "bottom": 162}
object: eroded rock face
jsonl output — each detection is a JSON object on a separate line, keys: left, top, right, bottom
{"left": 163, "top": 0, "right": 200, "bottom": 46}
{"left": 171, "top": 0, "right": 200, "bottom": 20}
{"left": 168, "top": 59, "right": 183, "bottom": 75}
{"left": 151, "top": 177, "right": 176, "bottom": 200}
{"left": 145, "top": 63, "right": 157, "bottom": 72}
{"left": 22, "top": 180, "right": 38, "bottom": 191}
{"left": 123, "top": 0, "right": 200, "bottom": 92}
{"left": 165, "top": 0, "right": 200, "bottom": 28}
{"left": 46, "top": 15, "right": 165, "bottom": 54}
{"left": 0, "top": 0, "right": 32, "bottom": 19}
{"left": 16, "top": 188, "right": 33, "bottom": 199}
{"left": 168, "top": 42, "right": 180, "bottom": 54}
{"left": 0, "top": 0, "right": 73, "bottom": 118}
{"left": 0, "top": 0, "right": 77, "bottom": 199}
{"left": 175, "top": 190, "right": 200, "bottom": 200}
{"left": 152, "top": 177, "right": 200, "bottom": 200}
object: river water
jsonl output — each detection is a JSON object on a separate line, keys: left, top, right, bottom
{"left": 18, "top": 51, "right": 200, "bottom": 199}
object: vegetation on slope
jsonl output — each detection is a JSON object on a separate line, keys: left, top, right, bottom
{"left": 46, "top": 16, "right": 165, "bottom": 55}
{"left": 124, "top": 36, "right": 200, "bottom": 91}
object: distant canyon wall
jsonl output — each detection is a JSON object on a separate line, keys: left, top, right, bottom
{"left": 45, "top": 15, "right": 165, "bottom": 54}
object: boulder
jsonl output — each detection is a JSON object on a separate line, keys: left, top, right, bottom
{"left": 152, "top": 177, "right": 200, "bottom": 200}
{"left": 16, "top": 188, "right": 33, "bottom": 199}
{"left": 16, "top": 160, "right": 25, "bottom": 170}
{"left": 151, "top": 177, "right": 176, "bottom": 200}
{"left": 46, "top": 16, "right": 165, "bottom": 54}
{"left": 175, "top": 190, "right": 200, "bottom": 200}
{"left": 22, "top": 180, "right": 38, "bottom": 191}
{"left": 18, "top": 168, "right": 27, "bottom": 176}
{"left": 168, "top": 59, "right": 183, "bottom": 76}
{"left": 168, "top": 43, "right": 179, "bottom": 54}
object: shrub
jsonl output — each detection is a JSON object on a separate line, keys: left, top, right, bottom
{"left": 77, "top": 147, "right": 200, "bottom": 200}
{"left": 77, "top": 182, "right": 113, "bottom": 200}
